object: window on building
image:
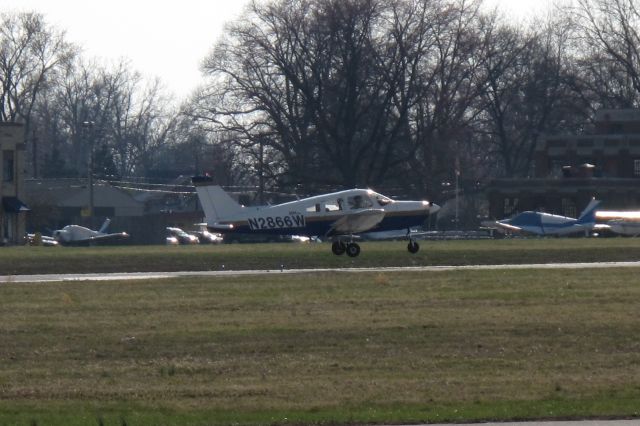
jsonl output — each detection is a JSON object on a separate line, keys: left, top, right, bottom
{"left": 2, "top": 150, "right": 14, "bottom": 182}
{"left": 550, "top": 160, "right": 565, "bottom": 178}
{"left": 562, "top": 198, "right": 577, "bottom": 218}
{"left": 634, "top": 159, "right": 640, "bottom": 177}
{"left": 503, "top": 198, "right": 518, "bottom": 216}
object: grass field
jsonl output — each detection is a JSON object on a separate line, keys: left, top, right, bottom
{"left": 2, "top": 265, "right": 640, "bottom": 425}
{"left": 2, "top": 238, "right": 640, "bottom": 275}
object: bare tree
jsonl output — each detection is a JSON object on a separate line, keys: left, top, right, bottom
{"left": 477, "top": 12, "right": 584, "bottom": 178}
{"left": 406, "top": 0, "right": 489, "bottom": 198}
{"left": 196, "top": 0, "right": 443, "bottom": 192}
{"left": 0, "top": 12, "right": 76, "bottom": 175}
{"left": 34, "top": 58, "right": 176, "bottom": 179}
{"left": 570, "top": 0, "right": 640, "bottom": 108}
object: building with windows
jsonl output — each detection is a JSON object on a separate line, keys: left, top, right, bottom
{"left": 0, "top": 123, "right": 29, "bottom": 245}
{"left": 487, "top": 109, "right": 640, "bottom": 219}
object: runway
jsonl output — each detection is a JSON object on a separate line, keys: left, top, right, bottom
{"left": 421, "top": 422, "right": 638, "bottom": 426}
{"left": 2, "top": 261, "right": 640, "bottom": 283}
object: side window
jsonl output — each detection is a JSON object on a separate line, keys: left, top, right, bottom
{"left": 325, "top": 203, "right": 339, "bottom": 211}
{"left": 3, "top": 150, "right": 14, "bottom": 183}
{"left": 306, "top": 203, "right": 322, "bottom": 213}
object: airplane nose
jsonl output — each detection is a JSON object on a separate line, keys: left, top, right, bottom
{"left": 428, "top": 202, "right": 441, "bottom": 214}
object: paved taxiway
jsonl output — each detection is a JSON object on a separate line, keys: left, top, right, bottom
{"left": 424, "top": 422, "right": 638, "bottom": 426}
{"left": 2, "top": 261, "right": 640, "bottom": 283}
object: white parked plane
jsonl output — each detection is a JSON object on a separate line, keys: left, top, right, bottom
{"left": 192, "top": 177, "right": 440, "bottom": 257}
{"left": 596, "top": 210, "right": 640, "bottom": 236}
{"left": 52, "top": 218, "right": 129, "bottom": 245}
{"left": 484, "top": 198, "right": 602, "bottom": 236}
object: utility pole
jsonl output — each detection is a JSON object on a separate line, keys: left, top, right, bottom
{"left": 258, "top": 138, "right": 265, "bottom": 205}
{"left": 455, "top": 157, "right": 460, "bottom": 231}
{"left": 83, "top": 121, "right": 95, "bottom": 224}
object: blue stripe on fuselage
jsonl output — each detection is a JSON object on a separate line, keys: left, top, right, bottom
{"left": 213, "top": 212, "right": 428, "bottom": 237}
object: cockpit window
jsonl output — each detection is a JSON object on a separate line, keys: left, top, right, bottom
{"left": 347, "top": 194, "right": 373, "bottom": 209}
{"left": 376, "top": 195, "right": 393, "bottom": 206}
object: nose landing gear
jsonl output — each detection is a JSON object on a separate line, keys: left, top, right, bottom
{"left": 407, "top": 240, "right": 420, "bottom": 254}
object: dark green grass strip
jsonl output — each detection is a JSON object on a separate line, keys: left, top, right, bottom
{"left": 2, "top": 238, "right": 640, "bottom": 275}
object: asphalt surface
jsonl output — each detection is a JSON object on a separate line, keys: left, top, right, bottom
{"left": 422, "top": 422, "right": 639, "bottom": 426}
{"left": 2, "top": 261, "right": 640, "bottom": 283}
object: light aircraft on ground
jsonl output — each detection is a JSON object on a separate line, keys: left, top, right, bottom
{"left": 192, "top": 176, "right": 440, "bottom": 257}
{"left": 596, "top": 210, "right": 640, "bottom": 236}
{"left": 483, "top": 198, "right": 602, "bottom": 236}
{"left": 52, "top": 218, "right": 129, "bottom": 245}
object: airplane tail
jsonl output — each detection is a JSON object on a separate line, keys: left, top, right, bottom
{"left": 192, "top": 176, "right": 243, "bottom": 222}
{"left": 98, "top": 218, "right": 111, "bottom": 233}
{"left": 577, "top": 198, "right": 601, "bottom": 224}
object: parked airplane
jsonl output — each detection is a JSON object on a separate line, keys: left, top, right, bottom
{"left": 484, "top": 198, "right": 602, "bottom": 236}
{"left": 192, "top": 176, "right": 440, "bottom": 257}
{"left": 52, "top": 218, "right": 129, "bottom": 245}
{"left": 596, "top": 210, "right": 640, "bottom": 236}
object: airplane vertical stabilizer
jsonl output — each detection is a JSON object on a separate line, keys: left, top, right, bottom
{"left": 577, "top": 199, "right": 601, "bottom": 224}
{"left": 98, "top": 218, "right": 111, "bottom": 234}
{"left": 192, "top": 178, "right": 243, "bottom": 221}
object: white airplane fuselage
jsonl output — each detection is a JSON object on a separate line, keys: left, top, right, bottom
{"left": 192, "top": 178, "right": 439, "bottom": 256}
{"left": 201, "top": 188, "right": 435, "bottom": 237}
{"left": 52, "top": 219, "right": 129, "bottom": 245}
{"left": 53, "top": 225, "right": 102, "bottom": 243}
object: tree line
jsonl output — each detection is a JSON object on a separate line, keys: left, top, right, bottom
{"left": 3, "top": 0, "right": 640, "bottom": 202}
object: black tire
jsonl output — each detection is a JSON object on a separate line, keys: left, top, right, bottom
{"left": 407, "top": 240, "right": 420, "bottom": 254}
{"left": 332, "top": 241, "right": 346, "bottom": 255}
{"left": 346, "top": 242, "right": 361, "bottom": 257}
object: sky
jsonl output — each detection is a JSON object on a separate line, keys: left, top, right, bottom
{"left": 1, "top": 0, "right": 555, "bottom": 100}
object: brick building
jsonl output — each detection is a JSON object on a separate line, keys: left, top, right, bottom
{"left": 0, "top": 123, "right": 29, "bottom": 245}
{"left": 487, "top": 109, "right": 640, "bottom": 219}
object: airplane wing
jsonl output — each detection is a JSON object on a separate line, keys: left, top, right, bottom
{"left": 480, "top": 220, "right": 522, "bottom": 233}
{"left": 327, "top": 209, "right": 385, "bottom": 235}
{"left": 86, "top": 232, "right": 130, "bottom": 242}
{"left": 492, "top": 222, "right": 523, "bottom": 233}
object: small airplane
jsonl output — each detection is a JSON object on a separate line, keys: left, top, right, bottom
{"left": 192, "top": 176, "right": 440, "bottom": 257}
{"left": 596, "top": 210, "right": 640, "bottom": 236}
{"left": 52, "top": 218, "right": 129, "bottom": 245}
{"left": 483, "top": 198, "right": 602, "bottom": 236}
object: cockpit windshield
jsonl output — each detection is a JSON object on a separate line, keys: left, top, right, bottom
{"left": 375, "top": 195, "right": 393, "bottom": 206}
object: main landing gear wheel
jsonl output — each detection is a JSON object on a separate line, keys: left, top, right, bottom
{"left": 346, "top": 242, "right": 361, "bottom": 258}
{"left": 407, "top": 240, "right": 420, "bottom": 254}
{"left": 332, "top": 241, "right": 346, "bottom": 255}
